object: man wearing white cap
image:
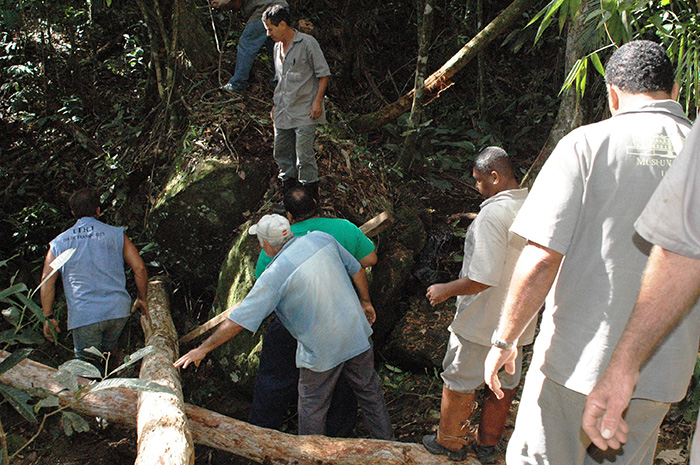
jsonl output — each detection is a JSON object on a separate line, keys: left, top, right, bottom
{"left": 175, "top": 214, "right": 393, "bottom": 439}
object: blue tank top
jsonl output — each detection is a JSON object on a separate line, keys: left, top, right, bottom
{"left": 50, "top": 217, "right": 131, "bottom": 330}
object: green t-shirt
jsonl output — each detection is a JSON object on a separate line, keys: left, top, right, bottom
{"left": 254, "top": 217, "right": 375, "bottom": 278}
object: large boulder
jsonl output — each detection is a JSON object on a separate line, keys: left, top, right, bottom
{"left": 150, "top": 158, "right": 270, "bottom": 287}
{"left": 383, "top": 295, "right": 453, "bottom": 371}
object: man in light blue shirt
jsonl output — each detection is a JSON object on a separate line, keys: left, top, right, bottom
{"left": 176, "top": 214, "right": 393, "bottom": 439}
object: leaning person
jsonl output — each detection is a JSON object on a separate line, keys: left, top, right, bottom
{"left": 248, "top": 186, "right": 377, "bottom": 436}
{"left": 41, "top": 188, "right": 148, "bottom": 369}
{"left": 422, "top": 147, "right": 531, "bottom": 463}
{"left": 175, "top": 214, "right": 393, "bottom": 439}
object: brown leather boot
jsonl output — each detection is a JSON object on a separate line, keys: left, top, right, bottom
{"left": 474, "top": 387, "right": 517, "bottom": 463}
{"left": 423, "top": 386, "right": 477, "bottom": 460}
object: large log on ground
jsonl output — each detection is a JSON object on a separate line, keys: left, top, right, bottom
{"left": 137, "top": 278, "right": 194, "bottom": 465}
{"left": 0, "top": 353, "right": 478, "bottom": 465}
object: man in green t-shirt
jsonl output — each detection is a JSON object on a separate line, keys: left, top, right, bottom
{"left": 248, "top": 187, "right": 377, "bottom": 436}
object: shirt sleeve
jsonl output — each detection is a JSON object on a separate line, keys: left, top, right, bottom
{"left": 467, "top": 205, "right": 509, "bottom": 287}
{"left": 306, "top": 36, "right": 331, "bottom": 78}
{"left": 635, "top": 121, "right": 700, "bottom": 259}
{"left": 348, "top": 222, "right": 376, "bottom": 261}
{"left": 510, "top": 130, "right": 587, "bottom": 255}
{"left": 228, "top": 276, "right": 281, "bottom": 332}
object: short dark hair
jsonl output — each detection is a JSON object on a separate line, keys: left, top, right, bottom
{"left": 69, "top": 189, "right": 100, "bottom": 218}
{"left": 605, "top": 40, "right": 674, "bottom": 94}
{"left": 284, "top": 187, "right": 318, "bottom": 222}
{"left": 474, "top": 146, "right": 515, "bottom": 179}
{"left": 262, "top": 4, "right": 290, "bottom": 26}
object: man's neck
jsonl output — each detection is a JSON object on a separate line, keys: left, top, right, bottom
{"left": 280, "top": 28, "right": 295, "bottom": 49}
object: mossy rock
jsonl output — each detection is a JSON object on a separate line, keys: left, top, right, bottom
{"left": 383, "top": 295, "right": 453, "bottom": 371}
{"left": 150, "top": 158, "right": 268, "bottom": 286}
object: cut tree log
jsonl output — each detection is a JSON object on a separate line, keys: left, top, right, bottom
{"left": 0, "top": 353, "right": 477, "bottom": 465}
{"left": 179, "top": 210, "right": 393, "bottom": 345}
{"left": 349, "top": 0, "right": 536, "bottom": 133}
{"left": 136, "top": 278, "right": 194, "bottom": 465}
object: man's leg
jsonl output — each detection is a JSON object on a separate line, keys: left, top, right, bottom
{"left": 227, "top": 20, "right": 269, "bottom": 90}
{"left": 340, "top": 345, "right": 394, "bottom": 440}
{"left": 248, "top": 316, "right": 299, "bottom": 429}
{"left": 72, "top": 321, "right": 105, "bottom": 364}
{"left": 298, "top": 365, "right": 343, "bottom": 436}
{"left": 294, "top": 125, "right": 319, "bottom": 185}
{"left": 274, "top": 127, "right": 298, "bottom": 182}
{"left": 506, "top": 368, "right": 590, "bottom": 465}
{"left": 325, "top": 374, "right": 359, "bottom": 437}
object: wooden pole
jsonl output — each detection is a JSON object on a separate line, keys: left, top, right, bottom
{"left": 136, "top": 278, "right": 194, "bottom": 465}
{"left": 0, "top": 353, "right": 477, "bottom": 465}
{"left": 179, "top": 211, "right": 393, "bottom": 345}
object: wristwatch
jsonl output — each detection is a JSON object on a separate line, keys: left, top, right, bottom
{"left": 491, "top": 331, "right": 515, "bottom": 351}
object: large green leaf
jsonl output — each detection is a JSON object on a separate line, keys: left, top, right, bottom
{"left": 0, "top": 385, "right": 36, "bottom": 423}
{"left": 61, "top": 411, "right": 90, "bottom": 436}
{"left": 54, "top": 369, "right": 80, "bottom": 393}
{"left": 0, "top": 348, "right": 32, "bottom": 376}
{"left": 58, "top": 359, "right": 103, "bottom": 379}
{"left": 89, "top": 378, "right": 176, "bottom": 396}
{"left": 0, "top": 284, "right": 27, "bottom": 303}
{"left": 107, "top": 345, "right": 155, "bottom": 376}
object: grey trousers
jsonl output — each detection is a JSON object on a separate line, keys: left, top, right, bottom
{"left": 297, "top": 345, "right": 394, "bottom": 440}
{"left": 506, "top": 367, "right": 670, "bottom": 465}
{"left": 273, "top": 125, "right": 318, "bottom": 184}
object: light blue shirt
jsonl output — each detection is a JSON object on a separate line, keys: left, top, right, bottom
{"left": 50, "top": 217, "right": 131, "bottom": 330}
{"left": 228, "top": 231, "right": 372, "bottom": 372}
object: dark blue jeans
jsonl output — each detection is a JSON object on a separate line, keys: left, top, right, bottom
{"left": 248, "top": 316, "right": 358, "bottom": 437}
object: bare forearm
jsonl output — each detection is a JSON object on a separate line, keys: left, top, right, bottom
{"left": 608, "top": 246, "right": 700, "bottom": 373}
{"left": 351, "top": 268, "right": 371, "bottom": 303}
{"left": 445, "top": 277, "right": 488, "bottom": 297}
{"left": 314, "top": 76, "right": 329, "bottom": 105}
{"left": 40, "top": 285, "right": 55, "bottom": 317}
{"left": 199, "top": 319, "right": 244, "bottom": 354}
{"left": 496, "top": 242, "right": 563, "bottom": 342}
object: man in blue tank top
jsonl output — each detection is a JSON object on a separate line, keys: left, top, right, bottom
{"left": 40, "top": 189, "right": 148, "bottom": 368}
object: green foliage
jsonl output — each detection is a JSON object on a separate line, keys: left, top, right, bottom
{"left": 531, "top": 0, "right": 700, "bottom": 115}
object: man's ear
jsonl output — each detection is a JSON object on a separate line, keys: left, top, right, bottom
{"left": 671, "top": 82, "right": 680, "bottom": 101}
{"left": 490, "top": 170, "right": 500, "bottom": 185}
{"left": 607, "top": 84, "right": 620, "bottom": 115}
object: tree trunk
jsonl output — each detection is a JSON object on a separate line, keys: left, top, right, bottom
{"left": 0, "top": 353, "right": 477, "bottom": 465}
{"left": 520, "top": 0, "right": 590, "bottom": 188}
{"left": 136, "top": 278, "right": 194, "bottom": 465}
{"left": 397, "top": 0, "right": 435, "bottom": 172}
{"left": 135, "top": 0, "right": 216, "bottom": 105}
{"left": 349, "top": 0, "right": 536, "bottom": 133}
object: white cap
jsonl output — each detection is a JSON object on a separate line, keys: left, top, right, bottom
{"left": 249, "top": 214, "right": 292, "bottom": 244}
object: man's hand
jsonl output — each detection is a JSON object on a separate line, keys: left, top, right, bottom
{"left": 174, "top": 347, "right": 209, "bottom": 369}
{"left": 426, "top": 283, "right": 450, "bottom": 306}
{"left": 361, "top": 301, "right": 376, "bottom": 326}
{"left": 270, "top": 107, "right": 275, "bottom": 122}
{"left": 43, "top": 318, "right": 60, "bottom": 343}
{"left": 310, "top": 100, "right": 323, "bottom": 120}
{"left": 132, "top": 298, "right": 149, "bottom": 316}
{"left": 582, "top": 367, "right": 635, "bottom": 450}
{"left": 484, "top": 345, "right": 517, "bottom": 399}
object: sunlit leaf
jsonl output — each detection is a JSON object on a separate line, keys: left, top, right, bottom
{"left": 89, "top": 377, "right": 176, "bottom": 395}
{"left": 107, "top": 345, "right": 154, "bottom": 376}
{"left": 59, "top": 359, "right": 103, "bottom": 379}
{"left": 37, "top": 248, "right": 75, "bottom": 291}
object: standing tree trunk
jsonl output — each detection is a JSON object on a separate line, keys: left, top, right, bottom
{"left": 520, "top": 0, "right": 591, "bottom": 187}
{"left": 136, "top": 278, "right": 194, "bottom": 465}
{"left": 349, "top": 0, "right": 536, "bottom": 133}
{"left": 396, "top": 0, "right": 435, "bottom": 172}
{"left": 135, "top": 0, "right": 216, "bottom": 108}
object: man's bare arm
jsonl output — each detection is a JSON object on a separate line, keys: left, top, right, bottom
{"left": 484, "top": 242, "right": 563, "bottom": 398}
{"left": 40, "top": 250, "right": 60, "bottom": 342}
{"left": 351, "top": 267, "right": 375, "bottom": 325}
{"left": 310, "top": 76, "right": 329, "bottom": 119}
{"left": 358, "top": 250, "right": 378, "bottom": 268}
{"left": 174, "top": 319, "right": 244, "bottom": 369}
{"left": 123, "top": 235, "right": 149, "bottom": 315}
{"left": 426, "top": 277, "right": 490, "bottom": 306}
{"left": 583, "top": 246, "right": 700, "bottom": 450}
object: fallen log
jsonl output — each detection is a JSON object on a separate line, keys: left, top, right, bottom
{"left": 137, "top": 278, "right": 194, "bottom": 465}
{"left": 179, "top": 210, "right": 393, "bottom": 345}
{"left": 0, "top": 353, "right": 477, "bottom": 464}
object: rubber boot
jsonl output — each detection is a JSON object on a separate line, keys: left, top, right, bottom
{"left": 303, "top": 181, "right": 319, "bottom": 203}
{"left": 474, "top": 387, "right": 517, "bottom": 463}
{"left": 423, "top": 386, "right": 477, "bottom": 460}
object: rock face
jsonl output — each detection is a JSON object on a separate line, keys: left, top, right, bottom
{"left": 150, "top": 158, "right": 270, "bottom": 287}
{"left": 384, "top": 296, "right": 454, "bottom": 371}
